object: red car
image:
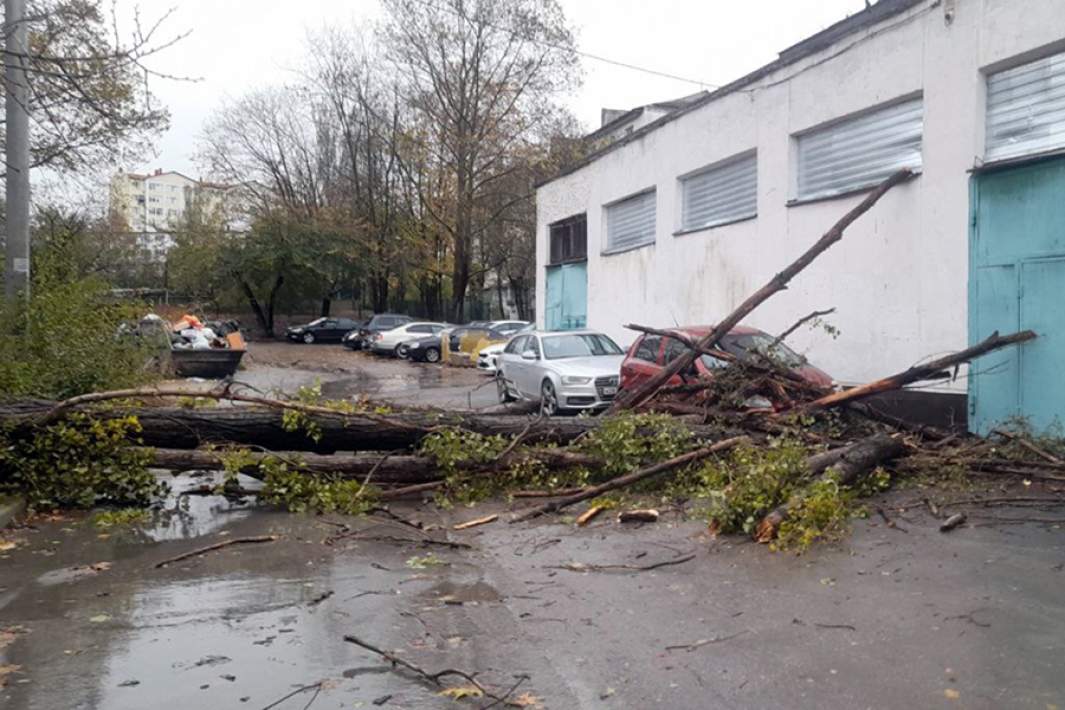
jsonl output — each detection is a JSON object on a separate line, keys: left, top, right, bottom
{"left": 620, "top": 325, "right": 833, "bottom": 391}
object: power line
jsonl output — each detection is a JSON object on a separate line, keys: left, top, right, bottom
{"left": 405, "top": 0, "right": 719, "bottom": 89}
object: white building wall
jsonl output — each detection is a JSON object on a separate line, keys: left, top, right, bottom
{"left": 536, "top": 0, "right": 1065, "bottom": 391}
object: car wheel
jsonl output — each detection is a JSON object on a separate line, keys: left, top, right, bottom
{"left": 540, "top": 380, "right": 558, "bottom": 416}
{"left": 302, "top": 332, "right": 315, "bottom": 344}
{"left": 395, "top": 344, "right": 409, "bottom": 359}
{"left": 425, "top": 347, "right": 441, "bottom": 363}
{"left": 497, "top": 373, "right": 515, "bottom": 403}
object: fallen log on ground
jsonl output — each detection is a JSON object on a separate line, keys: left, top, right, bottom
{"left": 146, "top": 446, "right": 604, "bottom": 485}
{"left": 1, "top": 398, "right": 737, "bottom": 453}
{"left": 611, "top": 168, "right": 915, "bottom": 412}
{"left": 511, "top": 436, "right": 747, "bottom": 523}
{"left": 755, "top": 433, "right": 908, "bottom": 542}
{"left": 801, "top": 330, "right": 1037, "bottom": 411}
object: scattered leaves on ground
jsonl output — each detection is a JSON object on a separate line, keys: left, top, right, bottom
{"left": 944, "top": 688, "right": 961, "bottom": 700}
{"left": 88, "top": 614, "right": 111, "bottom": 624}
{"left": 406, "top": 553, "right": 447, "bottom": 570}
{"left": 0, "top": 664, "right": 22, "bottom": 687}
{"left": 0, "top": 626, "right": 27, "bottom": 650}
{"left": 437, "top": 685, "right": 483, "bottom": 700}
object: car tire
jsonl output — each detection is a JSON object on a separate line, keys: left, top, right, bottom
{"left": 540, "top": 380, "right": 558, "bottom": 416}
{"left": 302, "top": 332, "right": 315, "bottom": 344}
{"left": 395, "top": 344, "right": 409, "bottom": 359}
{"left": 497, "top": 373, "right": 515, "bottom": 403}
{"left": 424, "top": 347, "right": 441, "bottom": 363}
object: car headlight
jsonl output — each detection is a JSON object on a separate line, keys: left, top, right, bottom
{"left": 561, "top": 375, "right": 592, "bottom": 385}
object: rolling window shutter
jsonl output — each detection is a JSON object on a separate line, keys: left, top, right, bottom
{"left": 606, "top": 190, "right": 656, "bottom": 252}
{"left": 797, "top": 98, "right": 923, "bottom": 200}
{"left": 986, "top": 51, "right": 1065, "bottom": 162}
{"left": 681, "top": 152, "right": 757, "bottom": 231}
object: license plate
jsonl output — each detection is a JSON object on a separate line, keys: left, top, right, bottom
{"left": 602, "top": 386, "right": 618, "bottom": 396}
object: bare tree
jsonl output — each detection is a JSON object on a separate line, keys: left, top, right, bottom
{"left": 380, "top": 0, "right": 579, "bottom": 321}
{"left": 2, "top": 0, "right": 185, "bottom": 174}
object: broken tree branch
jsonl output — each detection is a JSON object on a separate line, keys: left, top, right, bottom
{"left": 154, "top": 535, "right": 279, "bottom": 568}
{"left": 511, "top": 437, "right": 747, "bottom": 523}
{"left": 755, "top": 433, "right": 907, "bottom": 542}
{"left": 549, "top": 553, "right": 696, "bottom": 573}
{"left": 769, "top": 308, "right": 836, "bottom": 350}
{"left": 611, "top": 168, "right": 915, "bottom": 412}
{"left": 802, "top": 330, "right": 1037, "bottom": 411}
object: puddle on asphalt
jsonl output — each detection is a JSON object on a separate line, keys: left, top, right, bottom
{"left": 144, "top": 472, "right": 261, "bottom": 542}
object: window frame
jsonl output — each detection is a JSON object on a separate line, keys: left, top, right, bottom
{"left": 603, "top": 187, "right": 657, "bottom": 256}
{"left": 547, "top": 214, "right": 588, "bottom": 266}
{"left": 676, "top": 150, "right": 758, "bottom": 235}
{"left": 792, "top": 94, "right": 924, "bottom": 204}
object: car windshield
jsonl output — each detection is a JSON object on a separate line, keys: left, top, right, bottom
{"left": 542, "top": 333, "right": 623, "bottom": 359}
{"left": 307, "top": 318, "right": 326, "bottom": 327}
{"left": 721, "top": 333, "right": 805, "bottom": 367}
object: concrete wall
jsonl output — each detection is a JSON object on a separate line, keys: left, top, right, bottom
{"left": 536, "top": 0, "right": 1065, "bottom": 391}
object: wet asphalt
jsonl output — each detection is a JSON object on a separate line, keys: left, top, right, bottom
{"left": 1, "top": 343, "right": 1064, "bottom": 709}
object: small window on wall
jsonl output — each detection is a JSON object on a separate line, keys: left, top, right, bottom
{"left": 986, "top": 51, "right": 1065, "bottom": 162}
{"left": 548, "top": 214, "right": 587, "bottom": 265}
{"left": 605, "top": 189, "right": 656, "bottom": 254}
{"left": 796, "top": 96, "right": 923, "bottom": 201}
{"left": 679, "top": 151, "right": 757, "bottom": 232}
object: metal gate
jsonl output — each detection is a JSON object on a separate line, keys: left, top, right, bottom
{"left": 969, "top": 156, "right": 1065, "bottom": 434}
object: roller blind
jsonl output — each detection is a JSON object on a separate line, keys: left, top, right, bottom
{"left": 797, "top": 97, "right": 923, "bottom": 200}
{"left": 605, "top": 189, "right": 656, "bottom": 252}
{"left": 986, "top": 51, "right": 1065, "bottom": 162}
{"left": 680, "top": 152, "right": 757, "bottom": 231}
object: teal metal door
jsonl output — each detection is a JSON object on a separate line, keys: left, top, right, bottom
{"left": 544, "top": 262, "right": 587, "bottom": 331}
{"left": 970, "top": 157, "right": 1065, "bottom": 434}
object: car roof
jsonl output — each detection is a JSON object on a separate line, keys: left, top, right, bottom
{"left": 526, "top": 329, "right": 609, "bottom": 337}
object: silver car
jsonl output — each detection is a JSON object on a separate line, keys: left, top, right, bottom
{"left": 496, "top": 330, "right": 624, "bottom": 414}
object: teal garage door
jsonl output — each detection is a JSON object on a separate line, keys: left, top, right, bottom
{"left": 544, "top": 261, "right": 587, "bottom": 331}
{"left": 969, "top": 157, "right": 1065, "bottom": 434}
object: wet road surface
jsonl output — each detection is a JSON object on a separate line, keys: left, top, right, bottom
{"left": 238, "top": 342, "right": 498, "bottom": 409}
{"left": 2, "top": 477, "right": 1064, "bottom": 709}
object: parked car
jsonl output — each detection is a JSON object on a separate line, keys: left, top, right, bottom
{"left": 369, "top": 322, "right": 449, "bottom": 357}
{"left": 285, "top": 317, "right": 362, "bottom": 344}
{"left": 401, "top": 334, "right": 446, "bottom": 363}
{"left": 496, "top": 330, "right": 625, "bottom": 415}
{"left": 341, "top": 313, "right": 413, "bottom": 350}
{"left": 473, "top": 323, "right": 533, "bottom": 374}
{"left": 620, "top": 325, "right": 833, "bottom": 391}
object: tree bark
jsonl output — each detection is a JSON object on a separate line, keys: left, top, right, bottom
{"left": 611, "top": 169, "right": 915, "bottom": 413}
{"left": 146, "top": 446, "right": 603, "bottom": 485}
{"left": 754, "top": 433, "right": 908, "bottom": 542}
{"left": 801, "top": 330, "right": 1037, "bottom": 411}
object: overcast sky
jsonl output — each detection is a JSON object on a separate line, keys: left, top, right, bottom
{"left": 133, "top": 0, "right": 872, "bottom": 178}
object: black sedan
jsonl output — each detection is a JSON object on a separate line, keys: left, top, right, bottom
{"left": 285, "top": 317, "right": 361, "bottom": 344}
{"left": 401, "top": 334, "right": 443, "bottom": 363}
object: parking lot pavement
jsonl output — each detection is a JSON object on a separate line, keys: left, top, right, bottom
{"left": 239, "top": 341, "right": 499, "bottom": 410}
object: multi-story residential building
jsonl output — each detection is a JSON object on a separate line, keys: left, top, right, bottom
{"left": 109, "top": 169, "right": 258, "bottom": 261}
{"left": 535, "top": 0, "right": 1065, "bottom": 434}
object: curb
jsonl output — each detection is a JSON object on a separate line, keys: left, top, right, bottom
{"left": 0, "top": 495, "right": 27, "bottom": 529}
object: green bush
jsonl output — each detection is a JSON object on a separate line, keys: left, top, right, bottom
{"left": 0, "top": 248, "right": 158, "bottom": 399}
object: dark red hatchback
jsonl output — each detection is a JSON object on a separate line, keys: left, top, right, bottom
{"left": 620, "top": 325, "right": 833, "bottom": 392}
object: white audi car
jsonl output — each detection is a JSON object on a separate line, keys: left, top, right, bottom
{"left": 369, "top": 322, "right": 448, "bottom": 357}
{"left": 496, "top": 330, "right": 624, "bottom": 415}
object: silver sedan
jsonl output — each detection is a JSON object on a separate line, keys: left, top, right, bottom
{"left": 496, "top": 330, "right": 624, "bottom": 414}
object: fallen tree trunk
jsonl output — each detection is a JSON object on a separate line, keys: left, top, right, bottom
{"left": 611, "top": 168, "right": 915, "bottom": 413}
{"left": 755, "top": 433, "right": 908, "bottom": 542}
{"left": 146, "top": 446, "right": 603, "bottom": 485}
{"left": 511, "top": 436, "right": 748, "bottom": 523}
{"left": 802, "top": 330, "right": 1037, "bottom": 411}
{"left": 1, "top": 399, "right": 736, "bottom": 453}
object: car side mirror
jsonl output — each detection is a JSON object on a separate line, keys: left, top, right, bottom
{"left": 521, "top": 350, "right": 538, "bottom": 361}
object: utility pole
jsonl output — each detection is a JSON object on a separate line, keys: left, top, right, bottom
{"left": 4, "top": 0, "right": 30, "bottom": 300}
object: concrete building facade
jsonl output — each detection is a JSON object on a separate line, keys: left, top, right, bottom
{"left": 535, "top": 0, "right": 1065, "bottom": 433}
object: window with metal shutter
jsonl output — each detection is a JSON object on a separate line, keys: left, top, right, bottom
{"left": 605, "top": 189, "right": 656, "bottom": 253}
{"left": 986, "top": 51, "right": 1065, "bottom": 162}
{"left": 680, "top": 151, "right": 757, "bottom": 232}
{"left": 796, "top": 97, "right": 923, "bottom": 201}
